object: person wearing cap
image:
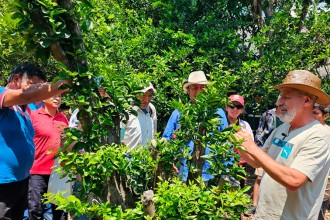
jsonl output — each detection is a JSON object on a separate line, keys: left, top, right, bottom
{"left": 121, "top": 82, "right": 157, "bottom": 149}
{"left": 0, "top": 63, "right": 68, "bottom": 220}
{"left": 162, "top": 71, "right": 228, "bottom": 181}
{"left": 313, "top": 104, "right": 330, "bottom": 220}
{"left": 226, "top": 94, "right": 254, "bottom": 140}
{"left": 225, "top": 94, "right": 253, "bottom": 187}
{"left": 234, "top": 70, "right": 330, "bottom": 219}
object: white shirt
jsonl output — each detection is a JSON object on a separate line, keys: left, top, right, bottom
{"left": 238, "top": 118, "right": 254, "bottom": 140}
{"left": 121, "top": 103, "right": 157, "bottom": 149}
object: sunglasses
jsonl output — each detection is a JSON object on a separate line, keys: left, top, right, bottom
{"left": 228, "top": 104, "right": 244, "bottom": 110}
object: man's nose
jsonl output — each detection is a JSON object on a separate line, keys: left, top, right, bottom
{"left": 197, "top": 87, "right": 204, "bottom": 94}
{"left": 275, "top": 98, "right": 283, "bottom": 106}
{"left": 145, "top": 96, "right": 152, "bottom": 103}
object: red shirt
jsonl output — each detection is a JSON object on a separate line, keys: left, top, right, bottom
{"left": 30, "top": 107, "right": 68, "bottom": 174}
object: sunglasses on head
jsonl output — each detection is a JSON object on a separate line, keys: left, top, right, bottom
{"left": 228, "top": 104, "right": 244, "bottom": 110}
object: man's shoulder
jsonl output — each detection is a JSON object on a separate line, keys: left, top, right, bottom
{"left": 171, "top": 109, "right": 181, "bottom": 116}
{"left": 266, "top": 108, "right": 276, "bottom": 115}
{"left": 325, "top": 125, "right": 330, "bottom": 133}
{"left": 294, "top": 121, "right": 330, "bottom": 143}
{"left": 215, "top": 108, "right": 225, "bottom": 115}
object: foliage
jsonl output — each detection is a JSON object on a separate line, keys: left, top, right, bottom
{"left": 239, "top": 1, "right": 330, "bottom": 113}
{"left": 154, "top": 178, "right": 250, "bottom": 219}
{"left": 1, "top": 0, "right": 330, "bottom": 219}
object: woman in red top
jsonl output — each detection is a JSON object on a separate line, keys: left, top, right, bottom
{"left": 28, "top": 94, "right": 68, "bottom": 220}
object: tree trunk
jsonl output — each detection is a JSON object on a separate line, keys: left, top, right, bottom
{"left": 250, "top": 0, "right": 264, "bottom": 30}
{"left": 187, "top": 125, "right": 206, "bottom": 183}
{"left": 101, "top": 172, "right": 137, "bottom": 209}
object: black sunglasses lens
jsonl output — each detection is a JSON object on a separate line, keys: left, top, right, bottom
{"left": 229, "top": 105, "right": 243, "bottom": 109}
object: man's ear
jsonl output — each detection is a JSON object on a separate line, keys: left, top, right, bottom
{"left": 7, "top": 74, "right": 21, "bottom": 88}
{"left": 303, "top": 96, "right": 313, "bottom": 106}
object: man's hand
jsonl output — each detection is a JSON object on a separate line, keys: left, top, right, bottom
{"left": 234, "top": 129, "right": 257, "bottom": 152}
{"left": 171, "top": 164, "right": 179, "bottom": 174}
{"left": 233, "top": 129, "right": 261, "bottom": 168}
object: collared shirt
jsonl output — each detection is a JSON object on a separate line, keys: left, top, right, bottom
{"left": 30, "top": 107, "right": 68, "bottom": 175}
{"left": 0, "top": 87, "right": 35, "bottom": 183}
{"left": 162, "top": 108, "right": 228, "bottom": 181}
{"left": 121, "top": 103, "right": 157, "bottom": 149}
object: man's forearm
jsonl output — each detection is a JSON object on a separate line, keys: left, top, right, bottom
{"left": 4, "top": 80, "right": 68, "bottom": 107}
{"left": 247, "top": 146, "right": 307, "bottom": 191}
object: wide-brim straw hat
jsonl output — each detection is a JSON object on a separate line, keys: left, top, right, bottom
{"left": 273, "top": 70, "right": 330, "bottom": 106}
{"left": 183, "top": 71, "right": 208, "bottom": 93}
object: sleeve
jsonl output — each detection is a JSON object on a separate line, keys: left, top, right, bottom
{"left": 241, "top": 120, "right": 254, "bottom": 141}
{"left": 0, "top": 87, "right": 8, "bottom": 109}
{"left": 215, "top": 108, "right": 228, "bottom": 131}
{"left": 255, "top": 112, "right": 267, "bottom": 147}
{"left": 162, "top": 110, "right": 180, "bottom": 140}
{"left": 148, "top": 103, "right": 157, "bottom": 133}
{"left": 291, "top": 134, "right": 329, "bottom": 182}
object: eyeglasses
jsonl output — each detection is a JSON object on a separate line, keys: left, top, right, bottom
{"left": 228, "top": 105, "right": 244, "bottom": 110}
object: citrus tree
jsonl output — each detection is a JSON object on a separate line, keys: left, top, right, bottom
{"left": 1, "top": 0, "right": 329, "bottom": 219}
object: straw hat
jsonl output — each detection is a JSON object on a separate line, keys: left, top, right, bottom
{"left": 273, "top": 70, "right": 330, "bottom": 106}
{"left": 183, "top": 71, "right": 208, "bottom": 92}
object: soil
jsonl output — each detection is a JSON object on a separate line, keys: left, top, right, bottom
{"left": 241, "top": 165, "right": 330, "bottom": 220}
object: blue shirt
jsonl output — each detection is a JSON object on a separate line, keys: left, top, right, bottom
{"left": 162, "top": 108, "right": 229, "bottom": 181}
{"left": 0, "top": 87, "right": 35, "bottom": 183}
{"left": 27, "top": 102, "right": 44, "bottom": 111}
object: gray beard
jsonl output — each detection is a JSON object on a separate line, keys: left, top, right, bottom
{"left": 277, "top": 111, "right": 296, "bottom": 123}
{"left": 276, "top": 106, "right": 300, "bottom": 123}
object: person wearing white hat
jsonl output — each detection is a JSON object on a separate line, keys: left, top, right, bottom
{"left": 182, "top": 71, "right": 208, "bottom": 103}
{"left": 121, "top": 82, "right": 157, "bottom": 149}
{"left": 162, "top": 71, "right": 228, "bottom": 181}
{"left": 235, "top": 70, "right": 330, "bottom": 219}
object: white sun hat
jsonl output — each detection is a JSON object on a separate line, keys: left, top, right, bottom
{"left": 183, "top": 71, "right": 208, "bottom": 93}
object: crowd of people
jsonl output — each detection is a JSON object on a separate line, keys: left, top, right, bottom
{"left": 0, "top": 63, "right": 329, "bottom": 220}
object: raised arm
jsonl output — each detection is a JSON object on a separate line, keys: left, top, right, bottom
{"left": 235, "top": 130, "right": 309, "bottom": 191}
{"left": 3, "top": 80, "right": 67, "bottom": 107}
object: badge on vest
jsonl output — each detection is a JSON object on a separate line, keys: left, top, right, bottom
{"left": 272, "top": 138, "right": 286, "bottom": 148}
{"left": 280, "top": 142, "right": 293, "bottom": 159}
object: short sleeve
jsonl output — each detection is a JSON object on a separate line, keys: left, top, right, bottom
{"left": 291, "top": 136, "right": 329, "bottom": 182}
{"left": 0, "top": 87, "right": 8, "bottom": 109}
{"left": 162, "top": 110, "right": 180, "bottom": 140}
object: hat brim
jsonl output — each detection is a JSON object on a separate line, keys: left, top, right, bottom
{"left": 230, "top": 100, "right": 245, "bottom": 107}
{"left": 141, "top": 87, "right": 156, "bottom": 93}
{"left": 273, "top": 84, "right": 330, "bottom": 106}
{"left": 183, "top": 81, "right": 208, "bottom": 93}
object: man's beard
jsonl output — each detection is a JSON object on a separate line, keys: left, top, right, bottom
{"left": 276, "top": 105, "right": 300, "bottom": 123}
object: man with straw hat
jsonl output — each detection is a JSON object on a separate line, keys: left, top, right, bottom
{"left": 162, "top": 71, "right": 228, "bottom": 181}
{"left": 235, "top": 70, "right": 330, "bottom": 219}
